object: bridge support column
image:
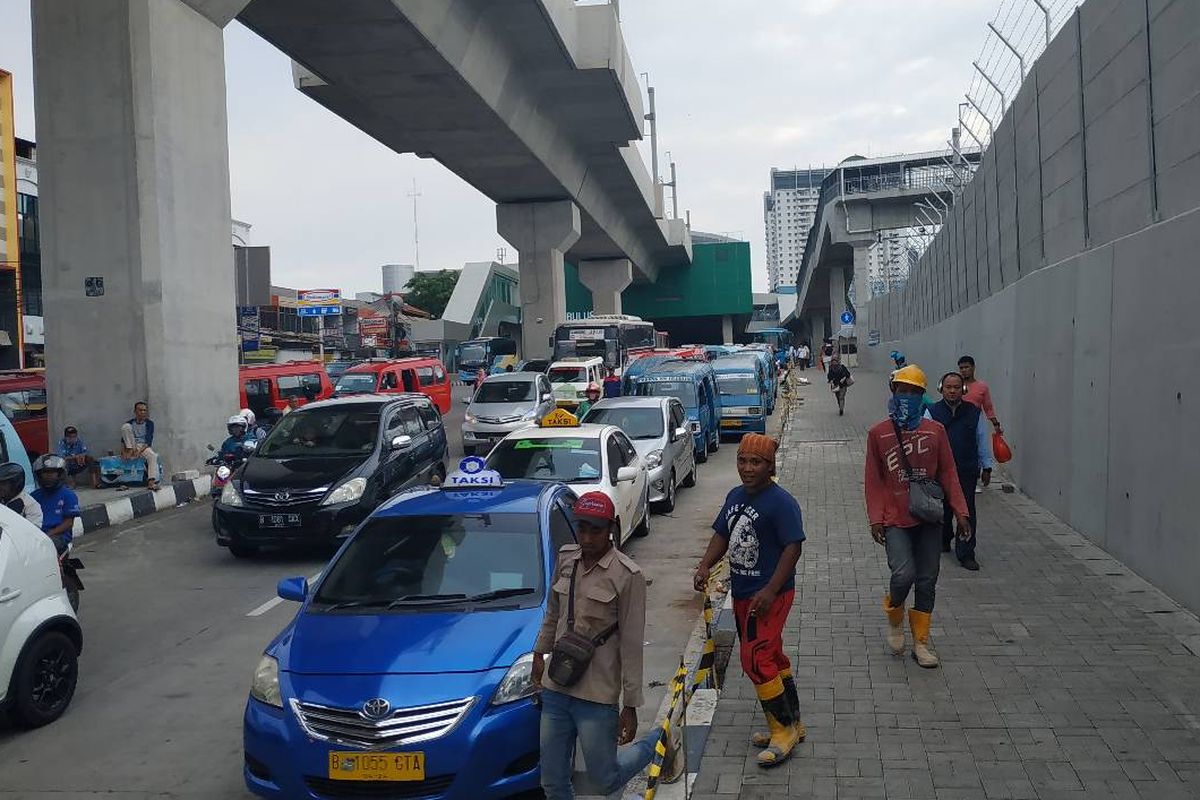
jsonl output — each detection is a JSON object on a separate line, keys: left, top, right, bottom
{"left": 32, "top": 0, "right": 246, "bottom": 475}
{"left": 722, "top": 315, "right": 734, "bottom": 345}
{"left": 497, "top": 200, "right": 582, "bottom": 359}
{"left": 578, "top": 259, "right": 633, "bottom": 316}
{"left": 851, "top": 243, "right": 872, "bottom": 335}
{"left": 812, "top": 314, "right": 826, "bottom": 346}
{"left": 829, "top": 266, "right": 848, "bottom": 333}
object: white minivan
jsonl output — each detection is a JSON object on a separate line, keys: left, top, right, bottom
{"left": 547, "top": 356, "right": 606, "bottom": 411}
{"left": 0, "top": 501, "right": 82, "bottom": 728}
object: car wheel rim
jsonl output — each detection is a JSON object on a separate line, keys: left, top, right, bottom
{"left": 31, "top": 646, "right": 74, "bottom": 711}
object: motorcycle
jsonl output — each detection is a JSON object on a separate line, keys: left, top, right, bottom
{"left": 205, "top": 442, "right": 255, "bottom": 499}
{"left": 59, "top": 542, "right": 85, "bottom": 612}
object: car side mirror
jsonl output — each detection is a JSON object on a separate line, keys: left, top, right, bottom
{"left": 616, "top": 465, "right": 638, "bottom": 483}
{"left": 277, "top": 576, "right": 308, "bottom": 602}
{"left": 391, "top": 434, "right": 413, "bottom": 451}
{"left": 673, "top": 426, "right": 688, "bottom": 442}
{"left": 461, "top": 396, "right": 472, "bottom": 405}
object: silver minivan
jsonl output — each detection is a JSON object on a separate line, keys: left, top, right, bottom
{"left": 461, "top": 372, "right": 555, "bottom": 456}
{"left": 582, "top": 396, "right": 696, "bottom": 513}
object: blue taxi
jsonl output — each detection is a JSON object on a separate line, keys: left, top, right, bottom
{"left": 243, "top": 458, "right": 579, "bottom": 799}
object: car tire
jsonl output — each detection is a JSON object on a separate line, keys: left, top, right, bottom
{"left": 709, "top": 433, "right": 720, "bottom": 453}
{"left": 229, "top": 543, "right": 258, "bottom": 559}
{"left": 10, "top": 630, "right": 78, "bottom": 729}
{"left": 654, "top": 471, "right": 676, "bottom": 514}
{"left": 682, "top": 463, "right": 697, "bottom": 488}
{"left": 634, "top": 493, "right": 651, "bottom": 538}
{"left": 695, "top": 442, "right": 709, "bottom": 464}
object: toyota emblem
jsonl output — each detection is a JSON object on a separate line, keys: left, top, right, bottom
{"left": 361, "top": 698, "right": 391, "bottom": 720}
{"left": 274, "top": 491, "right": 291, "bottom": 502}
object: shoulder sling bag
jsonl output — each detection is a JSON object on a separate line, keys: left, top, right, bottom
{"left": 891, "top": 419, "right": 945, "bottom": 524}
{"left": 547, "top": 562, "right": 620, "bottom": 687}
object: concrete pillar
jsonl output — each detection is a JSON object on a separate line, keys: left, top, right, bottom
{"left": 829, "top": 265, "right": 847, "bottom": 333}
{"left": 577, "top": 258, "right": 633, "bottom": 316}
{"left": 721, "top": 315, "right": 734, "bottom": 345}
{"left": 33, "top": 0, "right": 245, "bottom": 475}
{"left": 851, "top": 244, "right": 872, "bottom": 335}
{"left": 497, "top": 200, "right": 582, "bottom": 359}
{"left": 812, "top": 314, "right": 826, "bottom": 346}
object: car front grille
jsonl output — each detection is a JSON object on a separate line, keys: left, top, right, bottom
{"left": 304, "top": 774, "right": 453, "bottom": 799}
{"left": 476, "top": 414, "right": 522, "bottom": 424}
{"left": 242, "top": 486, "right": 328, "bottom": 509}
{"left": 291, "top": 697, "right": 475, "bottom": 750}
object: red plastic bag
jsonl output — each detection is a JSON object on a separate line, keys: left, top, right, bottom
{"left": 992, "top": 432, "right": 1013, "bottom": 463}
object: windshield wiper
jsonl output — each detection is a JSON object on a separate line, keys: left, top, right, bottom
{"left": 319, "top": 598, "right": 395, "bottom": 611}
{"left": 465, "top": 588, "right": 535, "bottom": 602}
{"left": 387, "top": 593, "right": 469, "bottom": 608}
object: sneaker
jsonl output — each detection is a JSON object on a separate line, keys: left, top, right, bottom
{"left": 975, "top": 485, "right": 984, "bottom": 494}
{"left": 960, "top": 557, "right": 980, "bottom": 571}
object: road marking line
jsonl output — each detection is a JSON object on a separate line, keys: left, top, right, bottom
{"left": 246, "top": 570, "right": 322, "bottom": 617}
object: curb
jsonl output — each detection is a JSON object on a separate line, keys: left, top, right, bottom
{"left": 71, "top": 474, "right": 212, "bottom": 539}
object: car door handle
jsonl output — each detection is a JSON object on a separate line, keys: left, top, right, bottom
{"left": 0, "top": 588, "right": 22, "bottom": 603}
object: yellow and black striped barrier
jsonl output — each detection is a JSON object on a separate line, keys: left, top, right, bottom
{"left": 643, "top": 659, "right": 688, "bottom": 799}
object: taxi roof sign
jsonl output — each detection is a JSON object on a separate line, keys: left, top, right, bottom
{"left": 445, "top": 456, "right": 504, "bottom": 489}
{"left": 540, "top": 408, "right": 580, "bottom": 428}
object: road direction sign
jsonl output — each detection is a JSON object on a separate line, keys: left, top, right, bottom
{"left": 840, "top": 310, "right": 855, "bottom": 325}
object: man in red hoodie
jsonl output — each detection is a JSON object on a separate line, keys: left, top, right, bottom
{"left": 864, "top": 364, "right": 970, "bottom": 668}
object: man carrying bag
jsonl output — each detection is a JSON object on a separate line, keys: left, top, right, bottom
{"left": 864, "top": 365, "right": 971, "bottom": 668}
{"left": 533, "top": 492, "right": 677, "bottom": 799}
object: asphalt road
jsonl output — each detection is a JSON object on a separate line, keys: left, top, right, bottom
{"left": 0, "top": 387, "right": 743, "bottom": 798}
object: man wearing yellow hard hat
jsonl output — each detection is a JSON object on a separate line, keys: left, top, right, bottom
{"left": 864, "top": 364, "right": 971, "bottom": 668}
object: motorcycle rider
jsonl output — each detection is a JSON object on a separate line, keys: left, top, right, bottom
{"left": 0, "top": 461, "right": 43, "bottom": 529}
{"left": 31, "top": 455, "right": 81, "bottom": 554}
{"left": 220, "top": 415, "right": 257, "bottom": 457}
{"left": 239, "top": 408, "right": 268, "bottom": 440}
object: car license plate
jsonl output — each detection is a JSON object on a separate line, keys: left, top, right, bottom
{"left": 258, "top": 513, "right": 302, "bottom": 528}
{"left": 328, "top": 751, "right": 425, "bottom": 782}
{"left": 720, "top": 419, "right": 742, "bottom": 428}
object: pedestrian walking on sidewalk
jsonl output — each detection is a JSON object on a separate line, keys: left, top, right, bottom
{"left": 865, "top": 365, "right": 971, "bottom": 668}
{"left": 826, "top": 355, "right": 853, "bottom": 415}
{"left": 797, "top": 343, "right": 810, "bottom": 371}
{"left": 533, "top": 492, "right": 676, "bottom": 799}
{"left": 929, "top": 372, "right": 994, "bottom": 571}
{"left": 957, "top": 355, "right": 1002, "bottom": 434}
{"left": 693, "top": 433, "right": 806, "bottom": 767}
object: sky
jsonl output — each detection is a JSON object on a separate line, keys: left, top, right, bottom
{"left": 0, "top": 0, "right": 1002, "bottom": 294}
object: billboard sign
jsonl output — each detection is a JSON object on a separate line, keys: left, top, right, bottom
{"left": 297, "top": 288, "right": 342, "bottom": 316}
{"left": 239, "top": 305, "right": 261, "bottom": 352}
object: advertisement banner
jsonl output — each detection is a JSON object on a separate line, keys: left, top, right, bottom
{"left": 297, "top": 288, "right": 342, "bottom": 316}
{"left": 239, "top": 305, "right": 261, "bottom": 352}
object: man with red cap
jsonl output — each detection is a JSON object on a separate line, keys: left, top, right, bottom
{"left": 533, "top": 491, "right": 675, "bottom": 798}
{"left": 693, "top": 433, "right": 806, "bottom": 767}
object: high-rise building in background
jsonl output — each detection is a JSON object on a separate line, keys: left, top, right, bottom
{"left": 762, "top": 168, "right": 831, "bottom": 291}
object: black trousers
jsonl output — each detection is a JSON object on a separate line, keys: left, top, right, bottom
{"left": 942, "top": 470, "right": 979, "bottom": 561}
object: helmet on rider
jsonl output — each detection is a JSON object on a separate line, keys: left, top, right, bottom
{"left": 0, "top": 461, "right": 25, "bottom": 501}
{"left": 227, "top": 414, "right": 249, "bottom": 438}
{"left": 239, "top": 408, "right": 257, "bottom": 429}
{"left": 33, "top": 454, "right": 68, "bottom": 491}
{"left": 585, "top": 382, "right": 601, "bottom": 399}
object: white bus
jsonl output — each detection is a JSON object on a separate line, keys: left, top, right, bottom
{"left": 552, "top": 315, "right": 656, "bottom": 370}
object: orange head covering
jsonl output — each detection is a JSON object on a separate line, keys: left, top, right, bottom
{"left": 738, "top": 433, "right": 778, "bottom": 463}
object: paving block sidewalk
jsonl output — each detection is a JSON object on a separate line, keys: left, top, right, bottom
{"left": 690, "top": 368, "right": 1200, "bottom": 800}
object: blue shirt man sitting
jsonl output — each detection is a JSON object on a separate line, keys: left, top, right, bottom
{"left": 57, "top": 425, "right": 98, "bottom": 489}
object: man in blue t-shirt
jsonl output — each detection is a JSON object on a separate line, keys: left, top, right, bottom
{"left": 31, "top": 455, "right": 82, "bottom": 554}
{"left": 693, "top": 433, "right": 805, "bottom": 768}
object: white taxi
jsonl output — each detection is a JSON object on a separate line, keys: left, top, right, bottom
{"left": 485, "top": 409, "right": 650, "bottom": 545}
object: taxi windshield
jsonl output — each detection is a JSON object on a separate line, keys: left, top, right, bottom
{"left": 716, "top": 374, "right": 759, "bottom": 396}
{"left": 548, "top": 367, "right": 587, "bottom": 384}
{"left": 313, "top": 513, "right": 544, "bottom": 610}
{"left": 335, "top": 373, "right": 379, "bottom": 394}
{"left": 257, "top": 408, "right": 380, "bottom": 458}
{"left": 486, "top": 437, "right": 603, "bottom": 483}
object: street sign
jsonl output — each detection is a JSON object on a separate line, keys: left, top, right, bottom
{"left": 239, "top": 305, "right": 260, "bottom": 352}
{"left": 297, "top": 289, "right": 342, "bottom": 316}
{"left": 840, "top": 310, "right": 855, "bottom": 325}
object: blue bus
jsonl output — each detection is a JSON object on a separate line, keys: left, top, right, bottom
{"left": 752, "top": 328, "right": 794, "bottom": 368}
{"left": 455, "top": 337, "right": 517, "bottom": 383}
{"left": 630, "top": 360, "right": 722, "bottom": 462}
{"left": 719, "top": 351, "right": 777, "bottom": 414}
{"left": 712, "top": 355, "right": 770, "bottom": 437}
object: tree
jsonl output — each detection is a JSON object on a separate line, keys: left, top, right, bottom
{"left": 402, "top": 269, "right": 460, "bottom": 318}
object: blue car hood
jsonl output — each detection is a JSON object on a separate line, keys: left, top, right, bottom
{"left": 278, "top": 605, "right": 544, "bottom": 676}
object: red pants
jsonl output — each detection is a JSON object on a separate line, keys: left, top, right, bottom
{"left": 732, "top": 589, "right": 794, "bottom": 685}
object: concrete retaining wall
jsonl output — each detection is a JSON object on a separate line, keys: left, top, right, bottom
{"left": 863, "top": 0, "right": 1200, "bottom": 614}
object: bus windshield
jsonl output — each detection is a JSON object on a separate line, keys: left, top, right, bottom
{"left": 716, "top": 374, "right": 760, "bottom": 396}
{"left": 637, "top": 380, "right": 697, "bottom": 406}
{"left": 457, "top": 342, "right": 489, "bottom": 366}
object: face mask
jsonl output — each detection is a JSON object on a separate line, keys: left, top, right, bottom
{"left": 888, "top": 394, "right": 924, "bottom": 430}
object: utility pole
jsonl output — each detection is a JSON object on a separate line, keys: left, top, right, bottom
{"left": 663, "top": 152, "right": 679, "bottom": 220}
{"left": 408, "top": 179, "right": 422, "bottom": 270}
{"left": 642, "top": 73, "right": 660, "bottom": 188}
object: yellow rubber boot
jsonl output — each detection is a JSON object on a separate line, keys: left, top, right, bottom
{"left": 909, "top": 609, "right": 939, "bottom": 668}
{"left": 750, "top": 670, "right": 805, "bottom": 747}
{"left": 754, "top": 677, "right": 800, "bottom": 767}
{"left": 883, "top": 594, "right": 906, "bottom": 655}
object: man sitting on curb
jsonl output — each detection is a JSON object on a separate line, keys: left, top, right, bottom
{"left": 120, "top": 401, "right": 161, "bottom": 490}
{"left": 57, "top": 425, "right": 99, "bottom": 489}
{"left": 694, "top": 433, "right": 806, "bottom": 767}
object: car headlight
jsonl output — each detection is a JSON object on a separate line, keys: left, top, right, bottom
{"left": 464, "top": 412, "right": 477, "bottom": 423}
{"left": 491, "top": 653, "right": 536, "bottom": 706}
{"left": 522, "top": 408, "right": 538, "bottom": 421}
{"left": 250, "top": 654, "right": 282, "bottom": 708}
{"left": 220, "top": 480, "right": 243, "bottom": 506}
{"left": 322, "top": 477, "right": 367, "bottom": 506}
{"left": 645, "top": 449, "right": 663, "bottom": 469}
